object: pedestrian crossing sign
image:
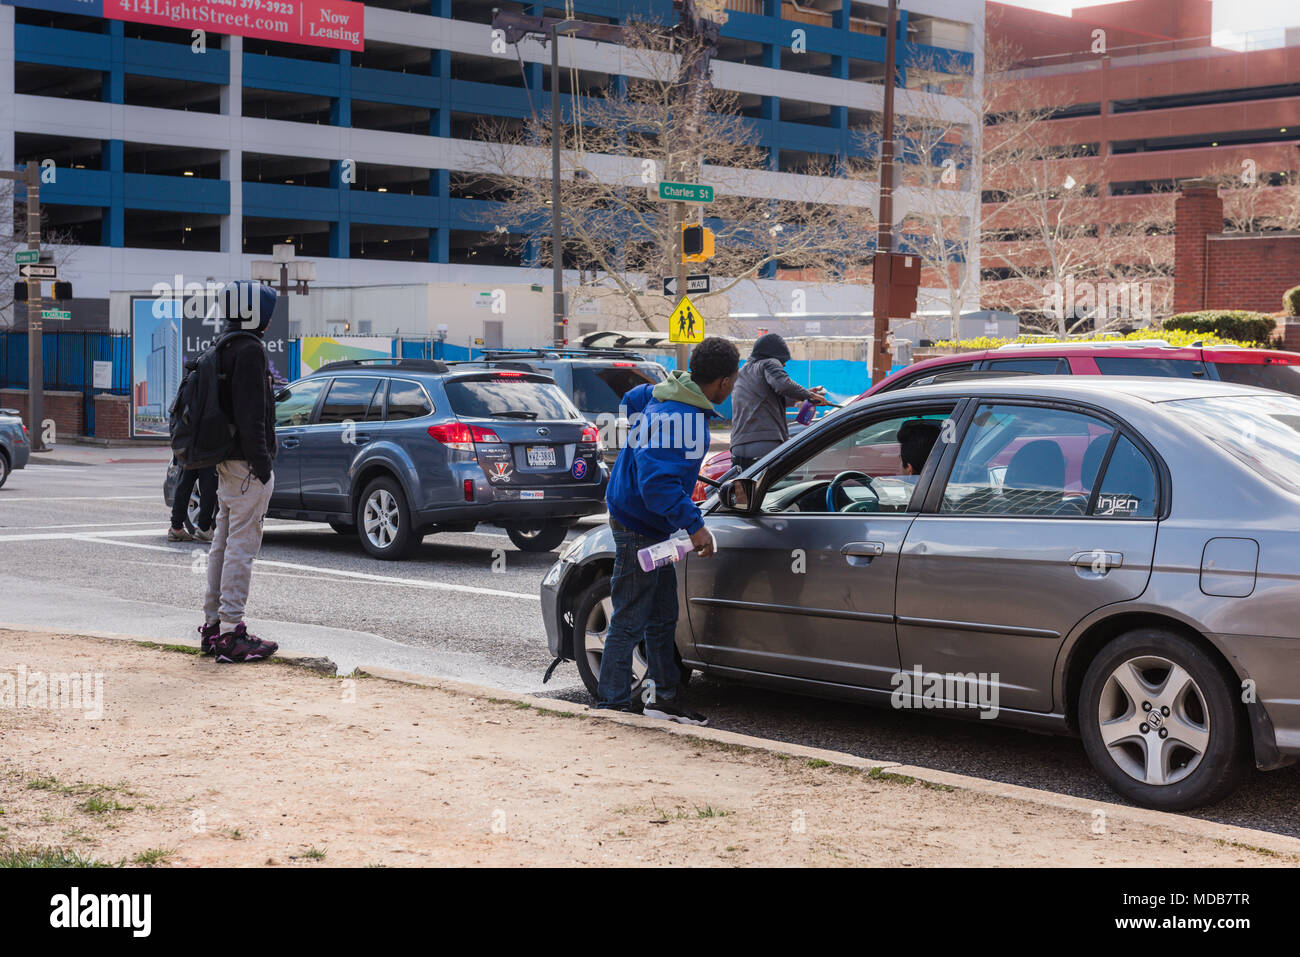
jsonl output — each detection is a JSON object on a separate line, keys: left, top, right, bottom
{"left": 669, "top": 294, "right": 704, "bottom": 343}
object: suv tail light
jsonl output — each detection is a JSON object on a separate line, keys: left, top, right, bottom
{"left": 579, "top": 425, "right": 599, "bottom": 444}
{"left": 428, "top": 423, "right": 502, "bottom": 451}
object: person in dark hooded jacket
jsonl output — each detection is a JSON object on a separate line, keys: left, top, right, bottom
{"left": 728, "top": 333, "right": 827, "bottom": 470}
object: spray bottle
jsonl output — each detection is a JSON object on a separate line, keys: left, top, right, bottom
{"left": 637, "top": 530, "right": 718, "bottom": 572}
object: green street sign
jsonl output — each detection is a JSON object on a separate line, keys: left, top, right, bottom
{"left": 654, "top": 181, "right": 714, "bottom": 204}
{"left": 41, "top": 309, "right": 71, "bottom": 320}
{"left": 14, "top": 249, "right": 38, "bottom": 265}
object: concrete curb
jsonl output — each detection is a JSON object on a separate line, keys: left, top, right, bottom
{"left": 9, "top": 626, "right": 1298, "bottom": 859}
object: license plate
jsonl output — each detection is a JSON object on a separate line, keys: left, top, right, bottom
{"left": 520, "top": 490, "right": 544, "bottom": 500}
{"left": 526, "top": 446, "right": 557, "bottom": 468}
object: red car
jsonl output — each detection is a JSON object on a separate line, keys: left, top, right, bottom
{"left": 693, "top": 339, "right": 1300, "bottom": 499}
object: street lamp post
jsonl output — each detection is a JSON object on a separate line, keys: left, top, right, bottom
{"left": 871, "top": 0, "right": 900, "bottom": 386}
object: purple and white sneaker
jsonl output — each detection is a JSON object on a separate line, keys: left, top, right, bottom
{"left": 213, "top": 623, "right": 278, "bottom": 663}
{"left": 198, "top": 621, "right": 221, "bottom": 656}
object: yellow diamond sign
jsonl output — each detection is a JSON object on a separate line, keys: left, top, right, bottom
{"left": 669, "top": 294, "right": 704, "bottom": 343}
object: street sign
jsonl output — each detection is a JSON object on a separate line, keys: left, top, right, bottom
{"left": 668, "top": 295, "right": 704, "bottom": 344}
{"left": 652, "top": 181, "right": 714, "bottom": 204}
{"left": 14, "top": 249, "right": 38, "bottom": 265}
{"left": 662, "top": 274, "right": 710, "bottom": 297}
{"left": 41, "top": 309, "right": 71, "bottom": 320}
{"left": 20, "top": 264, "right": 56, "bottom": 279}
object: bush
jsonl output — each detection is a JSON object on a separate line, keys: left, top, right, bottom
{"left": 1163, "top": 311, "right": 1276, "bottom": 345}
{"left": 929, "top": 328, "right": 1258, "bottom": 351}
{"left": 1285, "top": 286, "right": 1300, "bottom": 317}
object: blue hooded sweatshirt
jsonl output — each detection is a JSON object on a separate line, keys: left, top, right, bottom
{"left": 606, "top": 371, "right": 717, "bottom": 540}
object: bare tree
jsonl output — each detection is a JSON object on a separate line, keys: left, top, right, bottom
{"left": 1, "top": 180, "right": 79, "bottom": 331}
{"left": 1201, "top": 156, "right": 1300, "bottom": 234}
{"left": 472, "top": 22, "right": 875, "bottom": 334}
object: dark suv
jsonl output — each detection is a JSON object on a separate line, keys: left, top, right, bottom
{"left": 476, "top": 349, "right": 666, "bottom": 461}
{"left": 264, "top": 359, "right": 608, "bottom": 558}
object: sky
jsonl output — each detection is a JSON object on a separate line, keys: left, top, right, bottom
{"left": 995, "top": 0, "right": 1300, "bottom": 38}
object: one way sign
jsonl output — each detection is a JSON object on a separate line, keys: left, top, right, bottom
{"left": 19, "top": 264, "right": 56, "bottom": 279}
{"left": 662, "top": 274, "right": 709, "bottom": 297}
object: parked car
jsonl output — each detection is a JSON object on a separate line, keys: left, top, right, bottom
{"left": 163, "top": 358, "right": 608, "bottom": 558}
{"left": 544, "top": 375, "right": 1300, "bottom": 810}
{"left": 693, "top": 339, "right": 1300, "bottom": 499}
{"left": 474, "top": 349, "right": 666, "bottom": 461}
{"left": 0, "top": 408, "right": 30, "bottom": 488}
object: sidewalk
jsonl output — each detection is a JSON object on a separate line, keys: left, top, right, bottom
{"left": 1, "top": 629, "right": 1293, "bottom": 867}
{"left": 27, "top": 444, "right": 171, "bottom": 468}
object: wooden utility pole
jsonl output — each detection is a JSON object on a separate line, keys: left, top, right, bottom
{"left": 870, "top": 0, "right": 899, "bottom": 386}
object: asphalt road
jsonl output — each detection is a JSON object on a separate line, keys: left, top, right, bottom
{"left": 4, "top": 455, "right": 1300, "bottom": 838}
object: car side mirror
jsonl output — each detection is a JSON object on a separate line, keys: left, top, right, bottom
{"left": 720, "top": 477, "right": 758, "bottom": 514}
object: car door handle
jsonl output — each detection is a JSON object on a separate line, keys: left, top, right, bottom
{"left": 841, "top": 542, "right": 885, "bottom": 566}
{"left": 1069, "top": 550, "right": 1123, "bottom": 572}
{"left": 280, "top": 438, "right": 300, "bottom": 449}
{"left": 354, "top": 434, "right": 372, "bottom": 445}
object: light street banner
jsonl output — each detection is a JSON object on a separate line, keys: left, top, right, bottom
{"left": 299, "top": 336, "right": 392, "bottom": 377}
{"left": 102, "top": 0, "right": 365, "bottom": 51}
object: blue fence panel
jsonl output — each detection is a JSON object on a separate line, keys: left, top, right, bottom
{"left": 0, "top": 331, "right": 131, "bottom": 435}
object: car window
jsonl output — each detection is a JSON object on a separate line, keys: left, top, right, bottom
{"left": 940, "top": 404, "right": 1116, "bottom": 516}
{"left": 444, "top": 376, "right": 579, "bottom": 420}
{"left": 1212, "top": 361, "right": 1300, "bottom": 397}
{"left": 1165, "top": 393, "right": 1300, "bottom": 496}
{"left": 385, "top": 379, "right": 433, "bottom": 420}
{"left": 1094, "top": 435, "right": 1157, "bottom": 518}
{"left": 984, "top": 357, "right": 1067, "bottom": 374}
{"left": 762, "top": 408, "right": 955, "bottom": 514}
{"left": 274, "top": 378, "right": 328, "bottom": 428}
{"left": 317, "top": 377, "right": 382, "bottom": 425}
{"left": 571, "top": 365, "right": 665, "bottom": 415}
{"left": 1095, "top": 357, "right": 1206, "bottom": 378}
{"left": 895, "top": 362, "right": 974, "bottom": 390}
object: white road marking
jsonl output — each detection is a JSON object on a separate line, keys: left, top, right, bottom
{"left": 2, "top": 521, "right": 165, "bottom": 530}
{"left": 0, "top": 495, "right": 157, "bottom": 502}
{"left": 69, "top": 535, "right": 540, "bottom": 601}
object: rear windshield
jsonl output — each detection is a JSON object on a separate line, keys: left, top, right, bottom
{"left": 571, "top": 365, "right": 665, "bottom": 414}
{"left": 1212, "top": 361, "right": 1300, "bottom": 397}
{"left": 445, "top": 377, "right": 580, "bottom": 421}
{"left": 1165, "top": 393, "right": 1300, "bottom": 495}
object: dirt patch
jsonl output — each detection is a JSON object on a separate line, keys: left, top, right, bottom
{"left": 0, "top": 630, "right": 1288, "bottom": 867}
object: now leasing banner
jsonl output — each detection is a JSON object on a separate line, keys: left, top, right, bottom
{"left": 102, "top": 0, "right": 364, "bottom": 51}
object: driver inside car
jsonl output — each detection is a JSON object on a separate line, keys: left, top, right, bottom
{"left": 897, "top": 418, "right": 943, "bottom": 477}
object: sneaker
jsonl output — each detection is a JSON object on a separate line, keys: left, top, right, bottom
{"left": 213, "top": 623, "right": 278, "bottom": 663}
{"left": 167, "top": 527, "right": 193, "bottom": 542}
{"left": 198, "top": 621, "right": 221, "bottom": 656}
{"left": 642, "top": 697, "right": 708, "bottom": 726}
{"left": 192, "top": 527, "right": 213, "bottom": 543}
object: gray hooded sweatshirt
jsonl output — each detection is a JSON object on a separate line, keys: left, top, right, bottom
{"left": 729, "top": 333, "right": 814, "bottom": 454}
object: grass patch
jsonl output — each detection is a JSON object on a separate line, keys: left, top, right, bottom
{"left": 132, "top": 847, "right": 175, "bottom": 867}
{"left": 27, "top": 775, "right": 60, "bottom": 791}
{"left": 134, "top": 641, "right": 201, "bottom": 656}
{"left": 1216, "top": 839, "right": 1283, "bottom": 859}
{"left": 0, "top": 845, "right": 114, "bottom": 868}
{"left": 532, "top": 706, "right": 582, "bottom": 719}
{"left": 81, "top": 797, "right": 133, "bottom": 815}
{"left": 696, "top": 806, "right": 730, "bottom": 818}
{"left": 300, "top": 846, "right": 326, "bottom": 861}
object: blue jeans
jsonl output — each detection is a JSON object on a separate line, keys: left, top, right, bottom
{"left": 595, "top": 523, "right": 681, "bottom": 709}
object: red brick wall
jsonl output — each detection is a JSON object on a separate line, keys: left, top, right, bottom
{"left": 94, "top": 394, "right": 131, "bottom": 440}
{"left": 0, "top": 389, "right": 85, "bottom": 440}
{"left": 1204, "top": 233, "right": 1300, "bottom": 314}
{"left": 1173, "top": 182, "right": 1224, "bottom": 312}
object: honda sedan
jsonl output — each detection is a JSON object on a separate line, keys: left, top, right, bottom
{"left": 542, "top": 377, "right": 1300, "bottom": 810}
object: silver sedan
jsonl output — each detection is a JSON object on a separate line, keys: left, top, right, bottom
{"left": 0, "top": 408, "right": 30, "bottom": 488}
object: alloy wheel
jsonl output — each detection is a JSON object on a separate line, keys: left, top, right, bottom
{"left": 1097, "top": 654, "right": 1210, "bottom": 787}
{"left": 363, "top": 489, "right": 400, "bottom": 549}
{"left": 582, "top": 594, "right": 648, "bottom": 687}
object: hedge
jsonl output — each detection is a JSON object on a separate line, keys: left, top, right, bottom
{"left": 1285, "top": 286, "right": 1300, "bottom": 317}
{"left": 1163, "top": 311, "right": 1276, "bottom": 345}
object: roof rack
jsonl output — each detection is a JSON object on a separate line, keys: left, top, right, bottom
{"left": 996, "top": 339, "right": 1176, "bottom": 351}
{"left": 478, "top": 348, "right": 649, "bottom": 362}
{"left": 314, "top": 358, "right": 450, "bottom": 374}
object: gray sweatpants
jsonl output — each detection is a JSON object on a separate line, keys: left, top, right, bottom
{"left": 204, "top": 459, "right": 274, "bottom": 632}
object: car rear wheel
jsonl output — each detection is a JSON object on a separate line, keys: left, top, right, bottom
{"left": 356, "top": 477, "right": 419, "bottom": 560}
{"left": 1079, "top": 628, "right": 1249, "bottom": 810}
{"left": 571, "top": 576, "right": 692, "bottom": 700}
{"left": 0, "top": 451, "right": 9, "bottom": 489}
{"left": 183, "top": 485, "right": 202, "bottom": 535}
{"left": 507, "top": 521, "right": 569, "bottom": 552}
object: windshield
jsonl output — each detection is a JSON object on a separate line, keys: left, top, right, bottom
{"left": 571, "top": 365, "right": 665, "bottom": 415}
{"left": 1165, "top": 393, "right": 1300, "bottom": 495}
{"left": 1212, "top": 362, "right": 1300, "bottom": 397}
{"left": 444, "top": 377, "right": 580, "bottom": 421}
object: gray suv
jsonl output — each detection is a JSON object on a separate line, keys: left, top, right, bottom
{"left": 264, "top": 359, "right": 608, "bottom": 558}
{"left": 477, "top": 349, "right": 666, "bottom": 461}
{"left": 0, "top": 408, "right": 30, "bottom": 488}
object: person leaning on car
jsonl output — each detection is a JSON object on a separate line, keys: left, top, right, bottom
{"left": 729, "top": 333, "right": 828, "bottom": 471}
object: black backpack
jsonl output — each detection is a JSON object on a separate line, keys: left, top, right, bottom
{"left": 169, "top": 331, "right": 261, "bottom": 469}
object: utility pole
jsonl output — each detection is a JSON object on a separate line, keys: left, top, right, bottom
{"left": 871, "top": 0, "right": 899, "bottom": 386}
{"left": 551, "top": 19, "right": 567, "bottom": 348}
{"left": 2, "top": 164, "right": 45, "bottom": 451}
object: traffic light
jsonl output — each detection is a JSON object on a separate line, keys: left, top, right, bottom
{"left": 681, "top": 224, "right": 714, "bottom": 263}
{"left": 54, "top": 281, "right": 72, "bottom": 300}
{"left": 13, "top": 282, "right": 27, "bottom": 303}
